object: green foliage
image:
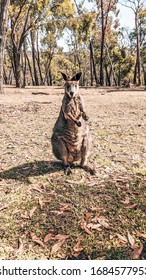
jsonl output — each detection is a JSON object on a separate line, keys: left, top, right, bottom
{"left": 3, "top": 0, "right": 145, "bottom": 86}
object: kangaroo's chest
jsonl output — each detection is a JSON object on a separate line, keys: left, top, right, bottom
{"left": 65, "top": 98, "right": 80, "bottom": 117}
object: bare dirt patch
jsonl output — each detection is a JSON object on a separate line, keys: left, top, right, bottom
{"left": 0, "top": 86, "right": 146, "bottom": 259}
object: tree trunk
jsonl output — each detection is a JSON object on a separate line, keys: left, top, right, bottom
{"left": 0, "top": 0, "right": 10, "bottom": 93}
{"left": 3, "top": 67, "right": 8, "bottom": 84}
{"left": 135, "top": 11, "right": 142, "bottom": 86}
{"left": 36, "top": 31, "right": 43, "bottom": 85}
{"left": 24, "top": 48, "right": 35, "bottom": 85}
{"left": 118, "top": 62, "right": 121, "bottom": 86}
{"left": 142, "top": 64, "right": 146, "bottom": 87}
{"left": 90, "top": 42, "right": 93, "bottom": 86}
{"left": 30, "top": 30, "right": 39, "bottom": 86}
{"left": 133, "top": 60, "right": 137, "bottom": 84}
{"left": 89, "top": 40, "right": 99, "bottom": 86}
{"left": 8, "top": 68, "right": 13, "bottom": 85}
{"left": 104, "top": 44, "right": 117, "bottom": 86}
{"left": 22, "top": 44, "right": 27, "bottom": 88}
{"left": 48, "top": 69, "right": 52, "bottom": 86}
{"left": 99, "top": 0, "right": 105, "bottom": 86}
{"left": 0, "top": 36, "right": 5, "bottom": 92}
{"left": 12, "top": 42, "right": 22, "bottom": 88}
{"left": 105, "top": 64, "right": 111, "bottom": 86}
{"left": 100, "top": 32, "right": 105, "bottom": 86}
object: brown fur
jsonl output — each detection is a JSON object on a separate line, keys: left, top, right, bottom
{"left": 51, "top": 72, "right": 94, "bottom": 175}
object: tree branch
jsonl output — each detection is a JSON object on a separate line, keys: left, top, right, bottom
{"left": 18, "top": 5, "right": 31, "bottom": 51}
{"left": 11, "top": 0, "right": 26, "bottom": 35}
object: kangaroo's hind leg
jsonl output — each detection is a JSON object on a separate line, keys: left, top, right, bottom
{"left": 63, "top": 155, "right": 72, "bottom": 175}
{"left": 51, "top": 135, "right": 72, "bottom": 175}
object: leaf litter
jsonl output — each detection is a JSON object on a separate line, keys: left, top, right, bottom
{"left": 0, "top": 88, "right": 146, "bottom": 260}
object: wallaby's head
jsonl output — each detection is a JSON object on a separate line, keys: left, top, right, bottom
{"left": 61, "top": 72, "right": 82, "bottom": 99}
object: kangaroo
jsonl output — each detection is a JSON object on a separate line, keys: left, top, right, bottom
{"left": 51, "top": 72, "right": 94, "bottom": 175}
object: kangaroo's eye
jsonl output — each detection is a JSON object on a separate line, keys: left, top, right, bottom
{"left": 66, "top": 84, "right": 70, "bottom": 90}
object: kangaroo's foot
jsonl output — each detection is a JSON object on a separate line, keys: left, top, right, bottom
{"left": 64, "top": 165, "right": 72, "bottom": 175}
{"left": 81, "top": 165, "right": 96, "bottom": 175}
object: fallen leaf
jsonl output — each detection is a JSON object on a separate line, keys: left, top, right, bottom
{"left": 87, "top": 223, "right": 102, "bottom": 231}
{"left": 44, "top": 233, "right": 53, "bottom": 243}
{"left": 116, "top": 233, "right": 128, "bottom": 243}
{"left": 38, "top": 198, "right": 44, "bottom": 209}
{"left": 30, "top": 232, "right": 45, "bottom": 247}
{"left": 80, "top": 221, "right": 93, "bottom": 235}
{"left": 66, "top": 175, "right": 85, "bottom": 185}
{"left": 124, "top": 203, "right": 138, "bottom": 209}
{"left": 0, "top": 203, "right": 9, "bottom": 211}
{"left": 29, "top": 206, "right": 37, "bottom": 218}
{"left": 135, "top": 230, "right": 146, "bottom": 240}
{"left": 97, "top": 216, "right": 111, "bottom": 229}
{"left": 86, "top": 211, "right": 91, "bottom": 224}
{"left": 59, "top": 203, "right": 72, "bottom": 212}
{"left": 51, "top": 240, "right": 65, "bottom": 256}
{"left": 127, "top": 232, "right": 136, "bottom": 249}
{"left": 12, "top": 209, "right": 21, "bottom": 215}
{"left": 131, "top": 244, "right": 143, "bottom": 259}
{"left": 21, "top": 211, "right": 29, "bottom": 219}
{"left": 15, "top": 238, "right": 23, "bottom": 254}
{"left": 53, "top": 234, "right": 68, "bottom": 241}
{"left": 43, "top": 199, "right": 52, "bottom": 203}
{"left": 121, "top": 198, "right": 130, "bottom": 204}
{"left": 73, "top": 241, "right": 84, "bottom": 253}
{"left": 31, "top": 186, "right": 44, "bottom": 193}
{"left": 56, "top": 252, "right": 66, "bottom": 259}
{"left": 50, "top": 210, "right": 64, "bottom": 215}
{"left": 72, "top": 241, "right": 84, "bottom": 257}
{"left": 110, "top": 234, "right": 114, "bottom": 240}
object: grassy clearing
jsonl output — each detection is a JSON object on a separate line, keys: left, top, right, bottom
{"left": 0, "top": 87, "right": 146, "bottom": 259}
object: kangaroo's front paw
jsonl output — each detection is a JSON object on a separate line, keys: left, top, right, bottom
{"left": 76, "top": 121, "right": 82, "bottom": 127}
{"left": 82, "top": 113, "right": 89, "bottom": 121}
{"left": 64, "top": 166, "right": 72, "bottom": 175}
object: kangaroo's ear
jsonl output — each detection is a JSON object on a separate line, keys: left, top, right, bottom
{"left": 60, "top": 72, "right": 68, "bottom": 81}
{"left": 71, "top": 72, "right": 82, "bottom": 81}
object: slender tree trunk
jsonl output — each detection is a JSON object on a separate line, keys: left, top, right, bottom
{"left": 22, "top": 44, "right": 27, "bottom": 88}
{"left": 100, "top": 32, "right": 105, "bottom": 86}
{"left": 142, "top": 64, "right": 146, "bottom": 87}
{"left": 24, "top": 49, "right": 35, "bottom": 85}
{"left": 0, "top": 0, "right": 10, "bottom": 93}
{"left": 105, "top": 43, "right": 117, "bottom": 86}
{"left": 3, "top": 67, "right": 8, "bottom": 84}
{"left": 105, "top": 64, "right": 111, "bottom": 86}
{"left": 89, "top": 40, "right": 99, "bottom": 86}
{"left": 135, "top": 11, "right": 141, "bottom": 86}
{"left": 48, "top": 69, "right": 52, "bottom": 86}
{"left": 8, "top": 68, "right": 12, "bottom": 84}
{"left": 118, "top": 62, "right": 121, "bottom": 86}
{"left": 133, "top": 60, "right": 137, "bottom": 84}
{"left": 0, "top": 36, "right": 4, "bottom": 93}
{"left": 43, "top": 56, "right": 52, "bottom": 85}
{"left": 12, "top": 42, "right": 22, "bottom": 88}
{"left": 30, "top": 30, "right": 39, "bottom": 86}
{"left": 90, "top": 42, "right": 93, "bottom": 86}
{"left": 99, "top": 0, "right": 105, "bottom": 86}
{"left": 36, "top": 31, "right": 43, "bottom": 85}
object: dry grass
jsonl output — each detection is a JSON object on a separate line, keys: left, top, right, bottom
{"left": 0, "top": 86, "right": 146, "bottom": 260}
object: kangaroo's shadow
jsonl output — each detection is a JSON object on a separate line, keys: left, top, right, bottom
{"left": 0, "top": 161, "right": 63, "bottom": 183}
